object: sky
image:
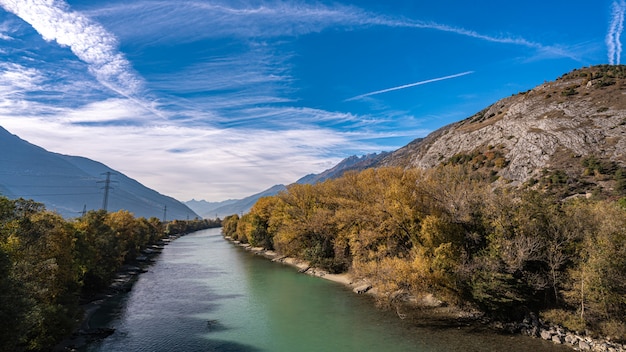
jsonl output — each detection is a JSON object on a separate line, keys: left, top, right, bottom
{"left": 0, "top": 0, "right": 622, "bottom": 201}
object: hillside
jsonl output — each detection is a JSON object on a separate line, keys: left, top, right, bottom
{"left": 379, "top": 65, "right": 626, "bottom": 197}
{"left": 0, "top": 126, "right": 199, "bottom": 219}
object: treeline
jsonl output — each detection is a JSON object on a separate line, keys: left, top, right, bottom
{"left": 223, "top": 166, "right": 626, "bottom": 341}
{"left": 0, "top": 196, "right": 219, "bottom": 352}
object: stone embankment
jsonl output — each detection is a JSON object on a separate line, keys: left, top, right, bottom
{"left": 493, "top": 313, "right": 626, "bottom": 352}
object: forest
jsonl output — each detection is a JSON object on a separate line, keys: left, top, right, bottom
{"left": 0, "top": 196, "right": 219, "bottom": 352}
{"left": 223, "top": 165, "right": 626, "bottom": 341}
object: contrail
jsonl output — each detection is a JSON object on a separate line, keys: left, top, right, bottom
{"left": 345, "top": 71, "right": 474, "bottom": 102}
{"left": 607, "top": 0, "right": 626, "bottom": 65}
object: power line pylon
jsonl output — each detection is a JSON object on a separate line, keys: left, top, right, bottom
{"left": 97, "top": 172, "right": 116, "bottom": 211}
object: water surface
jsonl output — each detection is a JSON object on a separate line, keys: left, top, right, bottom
{"left": 88, "top": 228, "right": 570, "bottom": 352}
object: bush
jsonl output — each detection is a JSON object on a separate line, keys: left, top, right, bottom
{"left": 541, "top": 309, "right": 586, "bottom": 333}
{"left": 601, "top": 320, "right": 626, "bottom": 342}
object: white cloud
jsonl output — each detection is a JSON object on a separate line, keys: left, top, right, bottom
{"left": 0, "top": 62, "right": 43, "bottom": 92}
{"left": 1, "top": 112, "right": 392, "bottom": 200}
{"left": 86, "top": 1, "right": 577, "bottom": 59}
{"left": 607, "top": 0, "right": 626, "bottom": 65}
{"left": 0, "top": 20, "right": 12, "bottom": 40}
{"left": 0, "top": 0, "right": 143, "bottom": 98}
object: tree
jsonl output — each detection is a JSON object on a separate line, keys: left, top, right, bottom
{"left": 564, "top": 202, "right": 626, "bottom": 339}
{"left": 221, "top": 214, "right": 240, "bottom": 239}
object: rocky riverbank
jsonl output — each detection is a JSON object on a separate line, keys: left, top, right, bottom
{"left": 226, "top": 237, "right": 626, "bottom": 352}
{"left": 54, "top": 234, "right": 183, "bottom": 352}
{"left": 499, "top": 314, "right": 626, "bottom": 352}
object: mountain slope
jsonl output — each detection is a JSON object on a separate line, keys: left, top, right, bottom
{"left": 0, "top": 126, "right": 198, "bottom": 219}
{"left": 379, "top": 65, "right": 626, "bottom": 196}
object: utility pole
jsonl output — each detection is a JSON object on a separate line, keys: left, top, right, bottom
{"left": 82, "top": 204, "right": 87, "bottom": 217}
{"left": 98, "top": 172, "right": 116, "bottom": 211}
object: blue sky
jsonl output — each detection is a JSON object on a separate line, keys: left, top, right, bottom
{"left": 0, "top": 0, "right": 621, "bottom": 201}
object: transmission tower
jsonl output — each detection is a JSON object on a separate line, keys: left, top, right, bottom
{"left": 163, "top": 205, "right": 167, "bottom": 222}
{"left": 97, "top": 172, "right": 116, "bottom": 211}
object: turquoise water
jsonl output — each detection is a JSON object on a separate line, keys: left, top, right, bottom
{"left": 87, "top": 228, "right": 569, "bottom": 352}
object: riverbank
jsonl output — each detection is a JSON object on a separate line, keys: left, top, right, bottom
{"left": 225, "top": 237, "right": 479, "bottom": 320}
{"left": 225, "top": 236, "right": 626, "bottom": 352}
{"left": 53, "top": 234, "right": 183, "bottom": 352}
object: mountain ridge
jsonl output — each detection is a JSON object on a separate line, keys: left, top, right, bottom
{"left": 377, "top": 65, "right": 626, "bottom": 197}
{"left": 0, "top": 126, "right": 198, "bottom": 219}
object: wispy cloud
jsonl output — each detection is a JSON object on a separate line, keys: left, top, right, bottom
{"left": 0, "top": 62, "right": 43, "bottom": 93}
{"left": 607, "top": 0, "right": 626, "bottom": 65}
{"left": 0, "top": 112, "right": 406, "bottom": 200}
{"left": 0, "top": 20, "right": 12, "bottom": 40}
{"left": 86, "top": 1, "right": 576, "bottom": 59}
{"left": 0, "top": 0, "right": 586, "bottom": 202}
{"left": 345, "top": 71, "right": 475, "bottom": 102}
{"left": 0, "top": 0, "right": 143, "bottom": 99}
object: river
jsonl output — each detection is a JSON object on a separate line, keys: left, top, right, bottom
{"left": 87, "top": 228, "right": 570, "bottom": 352}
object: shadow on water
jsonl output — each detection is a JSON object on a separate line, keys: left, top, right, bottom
{"left": 84, "top": 246, "right": 255, "bottom": 351}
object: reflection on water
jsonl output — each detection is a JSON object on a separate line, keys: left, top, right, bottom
{"left": 87, "top": 228, "right": 570, "bottom": 352}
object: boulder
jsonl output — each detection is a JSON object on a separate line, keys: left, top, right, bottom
{"left": 353, "top": 284, "right": 372, "bottom": 294}
{"left": 564, "top": 333, "right": 578, "bottom": 345}
{"left": 579, "top": 340, "right": 591, "bottom": 350}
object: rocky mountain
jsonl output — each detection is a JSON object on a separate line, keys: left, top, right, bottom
{"left": 187, "top": 152, "right": 388, "bottom": 218}
{"left": 296, "top": 152, "right": 388, "bottom": 184}
{"left": 0, "top": 126, "right": 199, "bottom": 220}
{"left": 379, "top": 65, "right": 626, "bottom": 196}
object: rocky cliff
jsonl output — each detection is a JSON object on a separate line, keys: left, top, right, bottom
{"left": 379, "top": 65, "right": 626, "bottom": 196}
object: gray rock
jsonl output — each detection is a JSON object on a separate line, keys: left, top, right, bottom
{"left": 552, "top": 335, "right": 563, "bottom": 344}
{"left": 579, "top": 340, "right": 591, "bottom": 350}
{"left": 564, "top": 334, "right": 577, "bottom": 345}
{"left": 541, "top": 330, "right": 553, "bottom": 340}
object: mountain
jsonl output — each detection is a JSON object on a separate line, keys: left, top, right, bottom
{"left": 187, "top": 185, "right": 287, "bottom": 219}
{"left": 378, "top": 65, "right": 626, "bottom": 196}
{"left": 295, "top": 152, "right": 388, "bottom": 184}
{"left": 186, "top": 152, "right": 388, "bottom": 218}
{"left": 189, "top": 65, "right": 626, "bottom": 218}
{"left": 0, "top": 126, "right": 199, "bottom": 220}
{"left": 184, "top": 198, "right": 239, "bottom": 218}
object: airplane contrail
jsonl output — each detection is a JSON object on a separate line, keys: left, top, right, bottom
{"left": 607, "top": 0, "right": 626, "bottom": 65}
{"left": 345, "top": 71, "right": 474, "bottom": 102}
